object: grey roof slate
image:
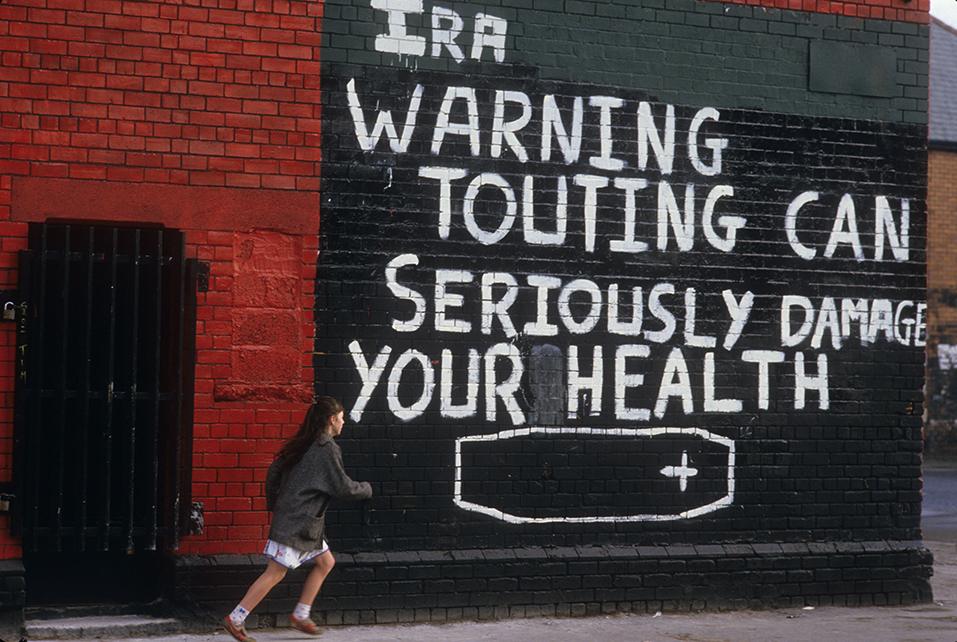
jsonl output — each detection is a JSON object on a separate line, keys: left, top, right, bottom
{"left": 931, "top": 19, "right": 957, "bottom": 144}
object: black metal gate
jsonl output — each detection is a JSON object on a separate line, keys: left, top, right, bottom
{"left": 14, "top": 222, "right": 196, "bottom": 554}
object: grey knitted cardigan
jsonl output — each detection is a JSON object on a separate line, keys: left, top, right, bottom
{"left": 265, "top": 433, "right": 372, "bottom": 551}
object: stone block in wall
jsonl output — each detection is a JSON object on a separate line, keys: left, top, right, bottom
{"left": 234, "top": 233, "right": 304, "bottom": 277}
{"left": 233, "top": 310, "right": 302, "bottom": 347}
{"left": 233, "top": 273, "right": 303, "bottom": 309}
{"left": 232, "top": 347, "right": 303, "bottom": 385}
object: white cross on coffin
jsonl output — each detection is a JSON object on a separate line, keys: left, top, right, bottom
{"left": 660, "top": 450, "right": 698, "bottom": 492}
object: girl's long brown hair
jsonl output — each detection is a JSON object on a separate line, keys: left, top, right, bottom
{"left": 276, "top": 396, "right": 344, "bottom": 474}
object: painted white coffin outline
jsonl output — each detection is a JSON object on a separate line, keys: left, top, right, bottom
{"left": 453, "top": 426, "right": 735, "bottom": 524}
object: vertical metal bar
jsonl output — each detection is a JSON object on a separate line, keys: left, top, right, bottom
{"left": 149, "top": 231, "right": 163, "bottom": 550}
{"left": 54, "top": 225, "right": 71, "bottom": 551}
{"left": 172, "top": 236, "right": 186, "bottom": 548}
{"left": 101, "top": 228, "right": 118, "bottom": 551}
{"left": 78, "top": 227, "right": 94, "bottom": 551}
{"left": 126, "top": 229, "right": 141, "bottom": 553}
{"left": 31, "top": 225, "right": 48, "bottom": 552}
{"left": 13, "top": 249, "right": 34, "bottom": 539}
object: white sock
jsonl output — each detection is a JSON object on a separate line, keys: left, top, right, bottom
{"left": 293, "top": 602, "right": 312, "bottom": 621}
{"left": 229, "top": 605, "right": 249, "bottom": 626}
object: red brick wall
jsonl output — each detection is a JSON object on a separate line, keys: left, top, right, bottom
{"left": 0, "top": 0, "right": 322, "bottom": 558}
{"left": 0, "top": 0, "right": 932, "bottom": 566}
{"left": 703, "top": 0, "right": 929, "bottom": 22}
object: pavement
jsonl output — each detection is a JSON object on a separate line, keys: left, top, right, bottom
{"left": 24, "top": 464, "right": 957, "bottom": 642}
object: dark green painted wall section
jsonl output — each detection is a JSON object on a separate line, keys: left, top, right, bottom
{"left": 321, "top": 0, "right": 927, "bottom": 125}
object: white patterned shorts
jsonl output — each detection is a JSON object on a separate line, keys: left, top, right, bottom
{"left": 263, "top": 538, "right": 330, "bottom": 569}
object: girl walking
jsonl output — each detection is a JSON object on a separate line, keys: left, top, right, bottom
{"left": 223, "top": 396, "right": 372, "bottom": 642}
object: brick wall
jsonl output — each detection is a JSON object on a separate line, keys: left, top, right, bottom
{"left": 0, "top": 0, "right": 322, "bottom": 189}
{"left": 0, "top": 0, "right": 935, "bottom": 622}
{"left": 0, "top": 0, "right": 322, "bottom": 562}
{"left": 306, "top": 0, "right": 930, "bottom": 617}
{"left": 176, "top": 541, "right": 933, "bottom": 625}
{"left": 926, "top": 148, "right": 957, "bottom": 452}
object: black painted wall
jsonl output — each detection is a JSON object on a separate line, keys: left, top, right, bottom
{"left": 262, "top": 0, "right": 934, "bottom": 615}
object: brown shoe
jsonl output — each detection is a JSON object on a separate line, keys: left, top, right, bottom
{"left": 289, "top": 614, "right": 321, "bottom": 635}
{"left": 223, "top": 615, "right": 256, "bottom": 642}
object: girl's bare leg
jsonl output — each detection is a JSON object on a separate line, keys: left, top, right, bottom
{"left": 297, "top": 551, "right": 335, "bottom": 606}
{"left": 238, "top": 559, "right": 288, "bottom": 612}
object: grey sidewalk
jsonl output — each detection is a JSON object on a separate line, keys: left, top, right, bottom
{"left": 32, "top": 537, "right": 957, "bottom": 642}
